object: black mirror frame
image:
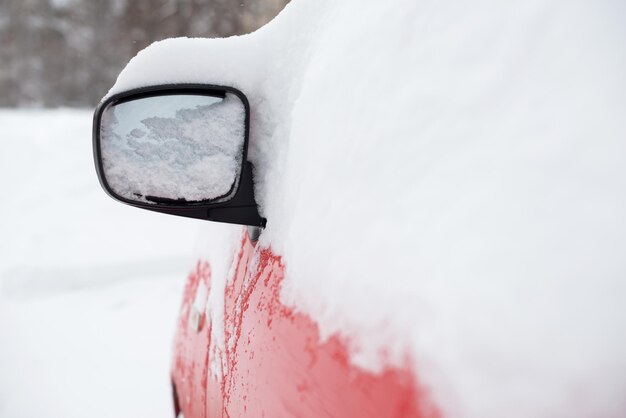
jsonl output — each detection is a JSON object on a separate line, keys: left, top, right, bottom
{"left": 93, "top": 84, "right": 266, "bottom": 228}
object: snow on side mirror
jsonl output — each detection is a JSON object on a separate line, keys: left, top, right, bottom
{"left": 93, "top": 85, "right": 265, "bottom": 227}
{"left": 101, "top": 91, "right": 245, "bottom": 204}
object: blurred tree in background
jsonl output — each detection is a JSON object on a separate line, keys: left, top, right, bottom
{"left": 0, "top": 0, "right": 289, "bottom": 107}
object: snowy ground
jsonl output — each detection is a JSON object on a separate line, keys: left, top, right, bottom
{"left": 0, "top": 110, "right": 200, "bottom": 418}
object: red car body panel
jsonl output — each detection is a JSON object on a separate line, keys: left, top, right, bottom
{"left": 172, "top": 231, "right": 437, "bottom": 418}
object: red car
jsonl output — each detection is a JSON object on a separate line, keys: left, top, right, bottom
{"left": 93, "top": 1, "right": 626, "bottom": 418}
{"left": 94, "top": 82, "right": 430, "bottom": 417}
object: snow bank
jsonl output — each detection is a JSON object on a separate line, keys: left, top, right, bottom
{"left": 0, "top": 110, "right": 201, "bottom": 418}
{"left": 0, "top": 272, "right": 184, "bottom": 418}
{"left": 106, "top": 1, "right": 626, "bottom": 417}
{"left": 0, "top": 110, "right": 199, "bottom": 295}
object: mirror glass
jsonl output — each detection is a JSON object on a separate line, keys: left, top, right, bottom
{"left": 100, "top": 92, "right": 246, "bottom": 204}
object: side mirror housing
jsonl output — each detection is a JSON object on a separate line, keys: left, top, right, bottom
{"left": 93, "top": 84, "right": 265, "bottom": 227}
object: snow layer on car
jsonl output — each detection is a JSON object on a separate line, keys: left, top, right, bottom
{"left": 106, "top": 1, "right": 626, "bottom": 418}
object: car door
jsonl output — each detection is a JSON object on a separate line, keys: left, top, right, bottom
{"left": 172, "top": 260, "right": 213, "bottom": 418}
{"left": 172, "top": 228, "right": 435, "bottom": 418}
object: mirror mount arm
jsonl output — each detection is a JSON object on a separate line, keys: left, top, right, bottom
{"left": 139, "top": 161, "right": 266, "bottom": 228}
{"left": 206, "top": 161, "right": 266, "bottom": 227}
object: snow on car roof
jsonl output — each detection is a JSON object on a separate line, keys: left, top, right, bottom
{"left": 109, "top": 1, "right": 626, "bottom": 417}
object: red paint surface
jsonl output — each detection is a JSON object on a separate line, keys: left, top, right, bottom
{"left": 172, "top": 231, "right": 438, "bottom": 418}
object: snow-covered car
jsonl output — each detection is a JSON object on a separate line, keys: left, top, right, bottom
{"left": 93, "top": 1, "right": 626, "bottom": 418}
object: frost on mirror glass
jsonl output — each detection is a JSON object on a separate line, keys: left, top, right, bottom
{"left": 100, "top": 93, "right": 246, "bottom": 203}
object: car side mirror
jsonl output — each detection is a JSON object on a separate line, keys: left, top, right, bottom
{"left": 93, "top": 85, "right": 265, "bottom": 227}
